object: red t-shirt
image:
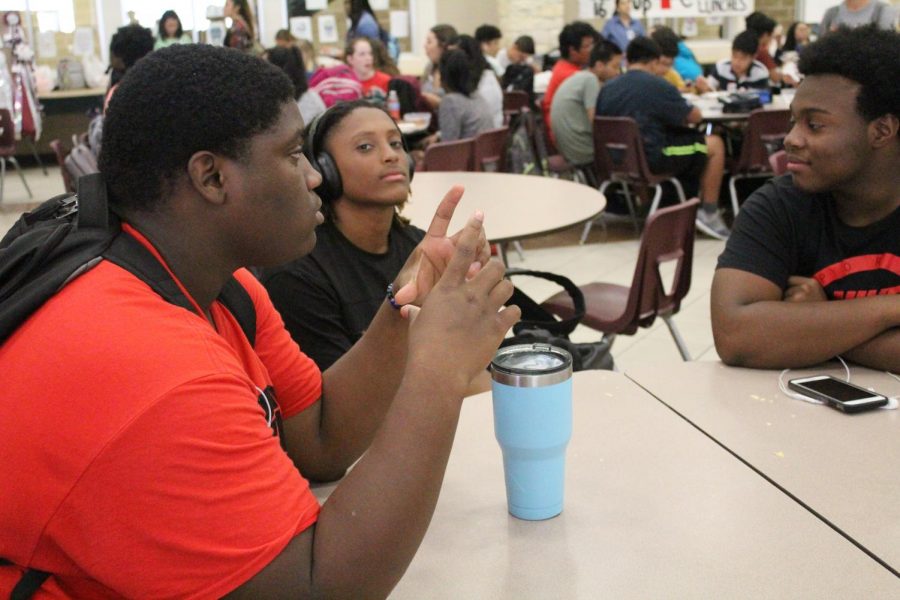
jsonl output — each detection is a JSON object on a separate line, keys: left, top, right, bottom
{"left": 541, "top": 59, "right": 581, "bottom": 138}
{"left": 360, "top": 70, "right": 392, "bottom": 96}
{"left": 0, "top": 226, "right": 322, "bottom": 598}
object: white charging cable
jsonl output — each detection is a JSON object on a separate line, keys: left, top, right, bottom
{"left": 777, "top": 356, "right": 899, "bottom": 410}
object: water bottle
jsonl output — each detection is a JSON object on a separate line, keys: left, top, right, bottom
{"left": 387, "top": 90, "right": 401, "bottom": 121}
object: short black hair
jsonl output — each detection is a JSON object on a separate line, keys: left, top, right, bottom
{"left": 514, "top": 35, "right": 535, "bottom": 55}
{"left": 100, "top": 45, "right": 294, "bottom": 213}
{"left": 267, "top": 45, "right": 309, "bottom": 99}
{"left": 475, "top": 24, "right": 502, "bottom": 44}
{"left": 589, "top": 39, "right": 622, "bottom": 67}
{"left": 732, "top": 30, "right": 759, "bottom": 56}
{"left": 157, "top": 10, "right": 183, "bottom": 40}
{"left": 440, "top": 49, "right": 476, "bottom": 96}
{"left": 626, "top": 36, "right": 661, "bottom": 64}
{"left": 799, "top": 26, "right": 900, "bottom": 123}
{"left": 745, "top": 11, "right": 776, "bottom": 36}
{"left": 558, "top": 21, "right": 597, "bottom": 59}
{"left": 110, "top": 24, "right": 154, "bottom": 70}
{"left": 650, "top": 26, "right": 679, "bottom": 59}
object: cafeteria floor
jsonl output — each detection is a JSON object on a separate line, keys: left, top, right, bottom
{"left": 1, "top": 165, "right": 725, "bottom": 371}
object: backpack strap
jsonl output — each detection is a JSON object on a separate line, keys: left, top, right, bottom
{"left": 505, "top": 269, "right": 585, "bottom": 337}
{"left": 0, "top": 559, "right": 50, "bottom": 600}
{"left": 871, "top": 1, "right": 884, "bottom": 24}
{"left": 103, "top": 234, "right": 257, "bottom": 347}
{"left": 75, "top": 172, "right": 108, "bottom": 231}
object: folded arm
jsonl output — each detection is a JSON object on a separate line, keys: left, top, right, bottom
{"left": 711, "top": 268, "right": 900, "bottom": 369}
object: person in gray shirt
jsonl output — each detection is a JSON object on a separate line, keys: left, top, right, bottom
{"left": 550, "top": 40, "right": 622, "bottom": 170}
{"left": 820, "top": 0, "right": 898, "bottom": 33}
{"left": 437, "top": 49, "right": 495, "bottom": 141}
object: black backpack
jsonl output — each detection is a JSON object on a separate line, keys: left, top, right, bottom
{"left": 0, "top": 174, "right": 259, "bottom": 599}
{"left": 502, "top": 269, "right": 613, "bottom": 371}
{"left": 0, "top": 173, "right": 256, "bottom": 345}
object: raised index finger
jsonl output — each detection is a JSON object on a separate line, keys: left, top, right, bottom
{"left": 445, "top": 210, "right": 485, "bottom": 284}
{"left": 426, "top": 185, "right": 465, "bottom": 240}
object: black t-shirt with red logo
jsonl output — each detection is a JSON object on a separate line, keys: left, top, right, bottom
{"left": 717, "top": 176, "right": 900, "bottom": 298}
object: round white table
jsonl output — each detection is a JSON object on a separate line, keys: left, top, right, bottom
{"left": 685, "top": 90, "right": 792, "bottom": 122}
{"left": 403, "top": 172, "right": 606, "bottom": 245}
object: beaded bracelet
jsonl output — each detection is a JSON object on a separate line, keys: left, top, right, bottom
{"left": 385, "top": 282, "right": 402, "bottom": 310}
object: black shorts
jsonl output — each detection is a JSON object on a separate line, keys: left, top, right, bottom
{"left": 650, "top": 130, "right": 708, "bottom": 197}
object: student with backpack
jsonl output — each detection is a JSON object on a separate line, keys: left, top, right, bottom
{"left": 0, "top": 44, "right": 518, "bottom": 598}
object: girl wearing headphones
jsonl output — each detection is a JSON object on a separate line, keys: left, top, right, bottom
{"left": 260, "top": 100, "right": 422, "bottom": 371}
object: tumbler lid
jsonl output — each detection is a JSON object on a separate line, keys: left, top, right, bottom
{"left": 491, "top": 344, "right": 573, "bottom": 387}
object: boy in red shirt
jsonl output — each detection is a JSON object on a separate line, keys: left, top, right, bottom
{"left": 541, "top": 21, "right": 598, "bottom": 139}
{"left": 0, "top": 44, "right": 519, "bottom": 598}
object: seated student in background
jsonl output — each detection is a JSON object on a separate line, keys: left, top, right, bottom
{"left": 745, "top": 11, "right": 781, "bottom": 85}
{"left": 497, "top": 35, "right": 537, "bottom": 74}
{"left": 649, "top": 26, "right": 711, "bottom": 93}
{"left": 475, "top": 24, "right": 505, "bottom": 77}
{"left": 601, "top": 0, "right": 646, "bottom": 60}
{"left": 261, "top": 101, "right": 423, "bottom": 371}
{"left": 673, "top": 35, "right": 704, "bottom": 85}
{"left": 775, "top": 21, "right": 810, "bottom": 87}
{"left": 712, "top": 26, "right": 900, "bottom": 372}
{"left": 0, "top": 44, "right": 518, "bottom": 597}
{"left": 449, "top": 34, "right": 504, "bottom": 128}
{"left": 542, "top": 21, "right": 598, "bottom": 137}
{"left": 421, "top": 23, "right": 457, "bottom": 109}
{"left": 274, "top": 28, "right": 298, "bottom": 48}
{"left": 154, "top": 10, "right": 191, "bottom": 49}
{"left": 550, "top": 40, "right": 622, "bottom": 181}
{"left": 345, "top": 36, "right": 391, "bottom": 104}
{"left": 437, "top": 48, "right": 496, "bottom": 141}
{"left": 267, "top": 45, "right": 327, "bottom": 125}
{"left": 649, "top": 26, "right": 687, "bottom": 91}
{"left": 710, "top": 30, "right": 771, "bottom": 91}
{"left": 597, "top": 37, "right": 730, "bottom": 240}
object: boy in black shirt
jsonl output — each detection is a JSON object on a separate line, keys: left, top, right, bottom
{"left": 712, "top": 27, "right": 900, "bottom": 371}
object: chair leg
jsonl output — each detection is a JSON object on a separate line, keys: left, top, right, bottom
{"left": 669, "top": 177, "right": 687, "bottom": 203}
{"left": 619, "top": 181, "right": 641, "bottom": 236}
{"left": 580, "top": 180, "right": 612, "bottom": 244}
{"left": 729, "top": 175, "right": 740, "bottom": 217}
{"left": 662, "top": 315, "right": 692, "bottom": 361}
{"left": 512, "top": 240, "right": 525, "bottom": 261}
{"left": 0, "top": 157, "right": 6, "bottom": 203}
{"left": 499, "top": 242, "right": 510, "bottom": 267}
{"left": 27, "top": 137, "right": 47, "bottom": 175}
{"left": 9, "top": 157, "right": 32, "bottom": 198}
{"left": 648, "top": 184, "right": 664, "bottom": 216}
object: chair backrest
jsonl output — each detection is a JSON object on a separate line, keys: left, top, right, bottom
{"left": 0, "top": 109, "right": 16, "bottom": 151}
{"left": 473, "top": 126, "right": 509, "bottom": 172}
{"left": 422, "top": 137, "right": 475, "bottom": 172}
{"left": 733, "top": 109, "right": 791, "bottom": 173}
{"left": 592, "top": 116, "right": 656, "bottom": 182}
{"left": 49, "top": 139, "right": 77, "bottom": 193}
{"left": 768, "top": 149, "right": 788, "bottom": 176}
{"left": 625, "top": 198, "right": 700, "bottom": 329}
{"left": 503, "top": 90, "right": 529, "bottom": 113}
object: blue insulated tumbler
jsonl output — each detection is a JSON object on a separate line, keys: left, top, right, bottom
{"left": 491, "top": 344, "right": 573, "bottom": 521}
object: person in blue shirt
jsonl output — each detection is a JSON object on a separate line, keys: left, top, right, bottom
{"left": 602, "top": 0, "right": 646, "bottom": 56}
{"left": 345, "top": 0, "right": 379, "bottom": 38}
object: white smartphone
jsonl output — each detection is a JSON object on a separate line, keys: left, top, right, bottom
{"left": 788, "top": 375, "right": 888, "bottom": 414}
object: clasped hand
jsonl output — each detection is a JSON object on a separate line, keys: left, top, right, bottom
{"left": 391, "top": 185, "right": 492, "bottom": 310}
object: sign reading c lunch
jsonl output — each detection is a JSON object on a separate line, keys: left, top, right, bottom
{"left": 580, "top": 0, "right": 756, "bottom": 19}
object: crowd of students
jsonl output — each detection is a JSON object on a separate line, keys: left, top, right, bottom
{"left": 0, "top": 3, "right": 897, "bottom": 597}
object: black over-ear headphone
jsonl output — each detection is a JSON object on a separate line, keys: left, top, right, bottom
{"left": 304, "top": 105, "right": 416, "bottom": 204}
